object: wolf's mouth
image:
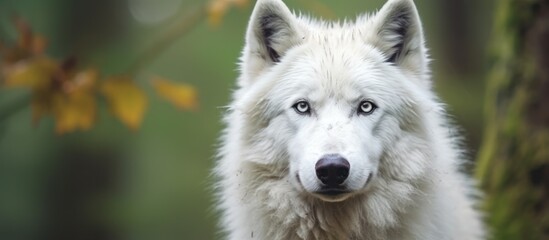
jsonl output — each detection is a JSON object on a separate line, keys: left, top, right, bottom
{"left": 315, "top": 188, "right": 350, "bottom": 196}
{"left": 312, "top": 188, "right": 353, "bottom": 202}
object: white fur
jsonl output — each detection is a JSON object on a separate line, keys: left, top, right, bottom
{"left": 214, "top": 0, "right": 486, "bottom": 239}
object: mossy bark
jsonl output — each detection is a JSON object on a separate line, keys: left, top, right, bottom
{"left": 476, "top": 0, "right": 549, "bottom": 239}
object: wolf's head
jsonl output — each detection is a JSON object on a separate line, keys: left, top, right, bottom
{"left": 234, "top": 0, "right": 435, "bottom": 203}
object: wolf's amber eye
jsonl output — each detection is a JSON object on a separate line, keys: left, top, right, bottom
{"left": 293, "top": 101, "right": 311, "bottom": 115}
{"left": 358, "top": 101, "right": 377, "bottom": 115}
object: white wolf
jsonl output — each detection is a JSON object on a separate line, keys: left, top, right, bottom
{"left": 214, "top": 0, "right": 486, "bottom": 239}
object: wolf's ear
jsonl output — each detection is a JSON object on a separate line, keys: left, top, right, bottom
{"left": 240, "top": 0, "right": 303, "bottom": 86}
{"left": 369, "top": 0, "right": 428, "bottom": 75}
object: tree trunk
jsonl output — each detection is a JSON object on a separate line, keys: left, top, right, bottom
{"left": 476, "top": 1, "right": 549, "bottom": 239}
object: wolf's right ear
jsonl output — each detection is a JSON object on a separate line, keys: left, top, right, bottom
{"left": 239, "top": 0, "right": 303, "bottom": 86}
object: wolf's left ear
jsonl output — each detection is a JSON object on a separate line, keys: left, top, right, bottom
{"left": 369, "top": 0, "right": 428, "bottom": 76}
{"left": 239, "top": 0, "right": 304, "bottom": 86}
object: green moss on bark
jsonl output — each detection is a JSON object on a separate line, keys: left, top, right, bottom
{"left": 476, "top": 0, "right": 549, "bottom": 239}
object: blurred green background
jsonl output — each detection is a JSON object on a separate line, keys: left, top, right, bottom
{"left": 0, "top": 0, "right": 494, "bottom": 239}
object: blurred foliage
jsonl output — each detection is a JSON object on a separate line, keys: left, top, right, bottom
{"left": 1, "top": 18, "right": 197, "bottom": 134}
{"left": 0, "top": 0, "right": 498, "bottom": 239}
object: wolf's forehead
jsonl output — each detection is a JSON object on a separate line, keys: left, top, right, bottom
{"left": 275, "top": 24, "right": 388, "bottom": 100}
{"left": 306, "top": 28, "right": 367, "bottom": 49}
{"left": 288, "top": 42, "right": 380, "bottom": 82}
{"left": 298, "top": 27, "right": 383, "bottom": 67}
{"left": 277, "top": 44, "right": 393, "bottom": 104}
{"left": 281, "top": 57, "right": 372, "bottom": 101}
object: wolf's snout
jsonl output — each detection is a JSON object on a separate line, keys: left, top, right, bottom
{"left": 315, "top": 154, "right": 350, "bottom": 187}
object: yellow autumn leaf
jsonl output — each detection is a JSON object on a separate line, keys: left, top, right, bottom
{"left": 151, "top": 77, "right": 198, "bottom": 110}
{"left": 207, "top": 0, "right": 229, "bottom": 27}
{"left": 4, "top": 57, "right": 57, "bottom": 90}
{"left": 207, "top": 0, "right": 249, "bottom": 27}
{"left": 51, "top": 90, "right": 96, "bottom": 134}
{"left": 30, "top": 68, "right": 98, "bottom": 134}
{"left": 101, "top": 77, "right": 148, "bottom": 130}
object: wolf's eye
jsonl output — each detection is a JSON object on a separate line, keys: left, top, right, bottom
{"left": 358, "top": 101, "right": 377, "bottom": 115}
{"left": 293, "top": 101, "right": 311, "bottom": 115}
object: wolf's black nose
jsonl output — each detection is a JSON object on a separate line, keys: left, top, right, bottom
{"left": 315, "top": 154, "right": 350, "bottom": 187}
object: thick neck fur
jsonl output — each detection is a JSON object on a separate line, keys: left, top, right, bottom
{"left": 232, "top": 115, "right": 438, "bottom": 240}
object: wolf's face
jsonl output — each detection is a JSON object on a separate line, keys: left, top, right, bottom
{"left": 237, "top": 0, "right": 430, "bottom": 202}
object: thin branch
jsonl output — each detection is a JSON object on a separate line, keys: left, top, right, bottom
{"left": 127, "top": 3, "right": 208, "bottom": 74}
